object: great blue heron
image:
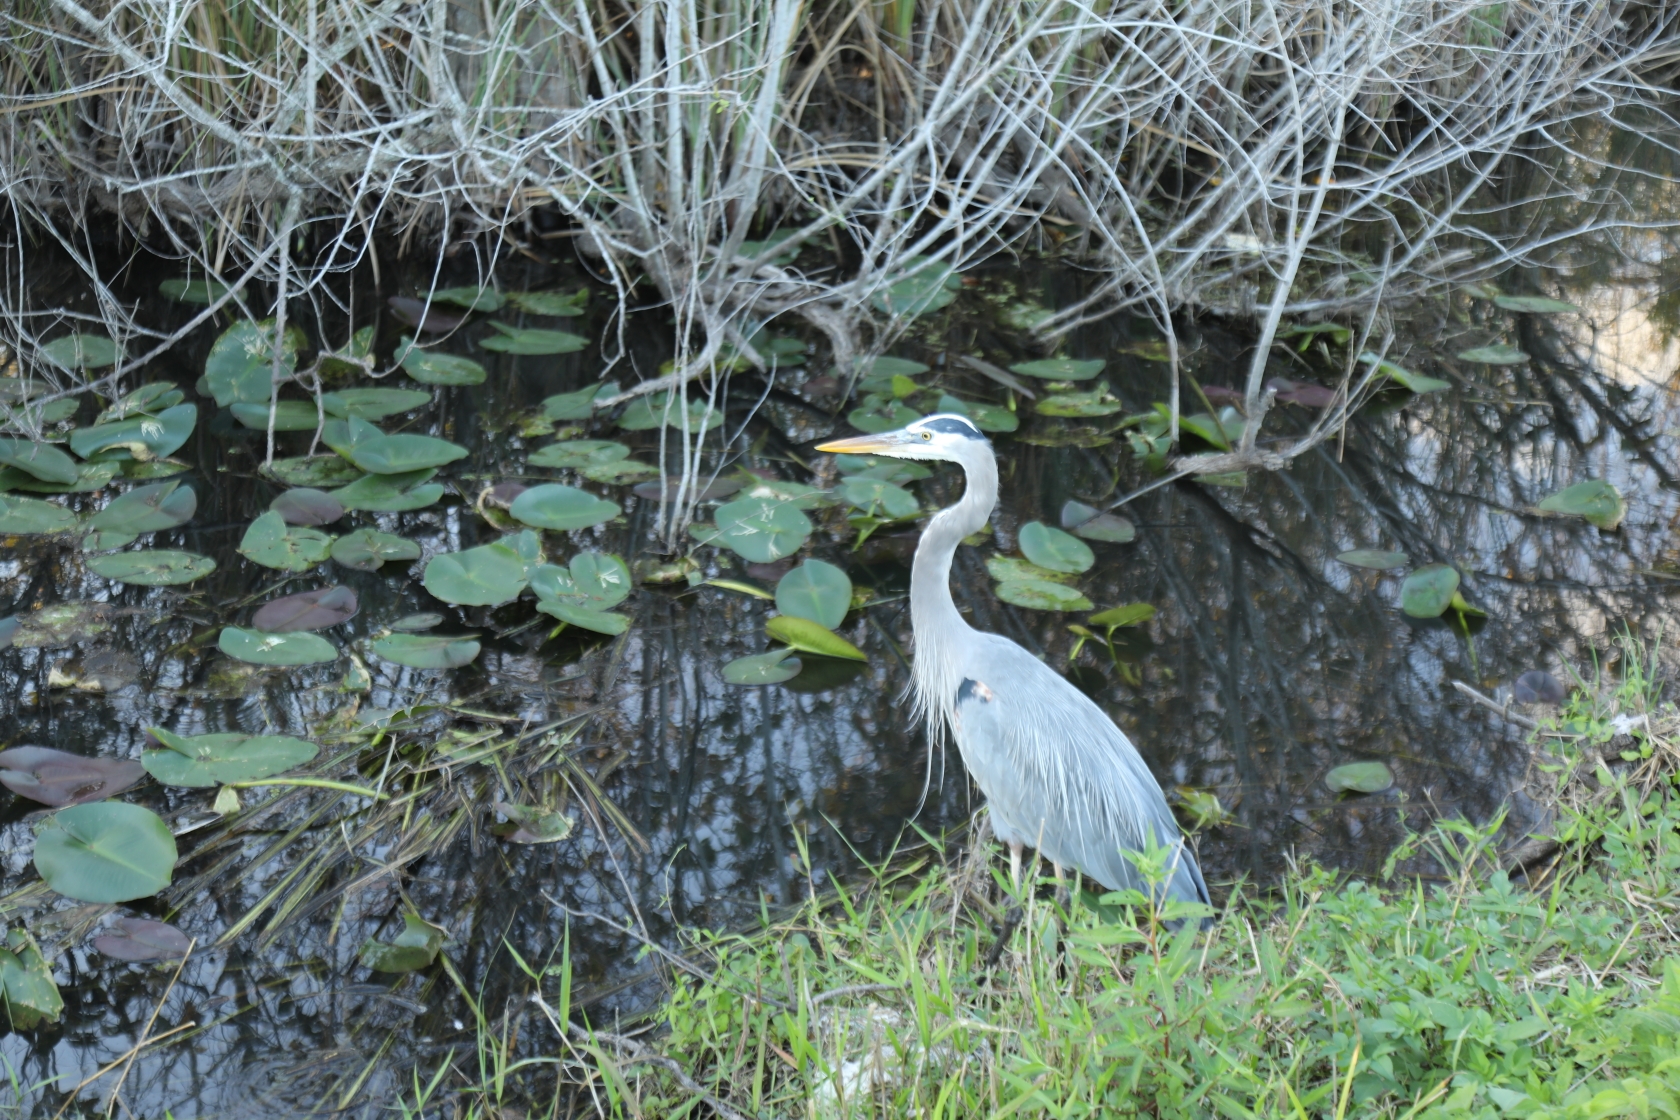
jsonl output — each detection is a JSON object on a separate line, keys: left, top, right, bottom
{"left": 816, "top": 414, "right": 1209, "bottom": 907}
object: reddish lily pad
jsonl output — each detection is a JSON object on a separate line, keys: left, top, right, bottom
{"left": 92, "top": 917, "right": 192, "bottom": 962}
{"left": 0, "top": 747, "right": 145, "bottom": 807}
{"left": 250, "top": 586, "right": 360, "bottom": 632}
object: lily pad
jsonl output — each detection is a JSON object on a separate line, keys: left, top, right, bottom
{"left": 0, "top": 929, "right": 62, "bottom": 1028}
{"left": 433, "top": 286, "right": 503, "bottom": 311}
{"left": 204, "top": 319, "right": 303, "bottom": 406}
{"left": 42, "top": 333, "right": 120, "bottom": 370}
{"left": 1010, "top": 358, "right": 1105, "bottom": 381}
{"left": 33, "top": 801, "right": 177, "bottom": 903}
{"left": 713, "top": 497, "right": 813, "bottom": 562}
{"left": 536, "top": 601, "right": 631, "bottom": 635}
{"left": 1019, "top": 522, "right": 1095, "bottom": 574}
{"left": 93, "top": 917, "right": 193, "bottom": 962}
{"left": 480, "top": 323, "right": 587, "bottom": 355}
{"left": 359, "top": 913, "right": 444, "bottom": 973}
{"left": 1537, "top": 479, "right": 1625, "bottom": 531}
{"left": 531, "top": 552, "right": 632, "bottom": 612}
{"left": 87, "top": 550, "right": 215, "bottom": 585}
{"left": 396, "top": 338, "right": 487, "bottom": 386}
{"left": 230, "top": 400, "right": 322, "bottom": 431}
{"left": 331, "top": 469, "right": 443, "bottom": 512}
{"left": 251, "top": 586, "right": 359, "bottom": 632}
{"left": 240, "top": 511, "right": 333, "bottom": 571}
{"left": 839, "top": 476, "right": 918, "bottom": 520}
{"left": 1455, "top": 344, "right": 1529, "bottom": 365}
{"left": 492, "top": 800, "right": 577, "bottom": 843}
{"left": 0, "top": 460, "right": 120, "bottom": 494}
{"left": 391, "top": 613, "right": 444, "bottom": 631}
{"left": 1493, "top": 295, "right": 1579, "bottom": 314}
{"left": 423, "top": 540, "right": 530, "bottom": 606}
{"left": 848, "top": 398, "right": 922, "bottom": 434}
{"left": 582, "top": 460, "right": 660, "bottom": 485}
{"left": 1400, "top": 564, "right": 1460, "bottom": 618}
{"left": 509, "top": 484, "right": 621, "bottom": 531}
{"left": 541, "top": 382, "right": 618, "bottom": 421}
{"left": 1336, "top": 549, "right": 1410, "bottom": 570}
{"left": 1060, "top": 501, "right": 1135, "bottom": 543}
{"left": 936, "top": 395, "right": 1018, "bottom": 433}
{"left": 0, "top": 493, "right": 77, "bottom": 534}
{"left": 6, "top": 603, "right": 113, "bottom": 648}
{"left": 263, "top": 454, "right": 363, "bottom": 488}
{"left": 529, "top": 440, "right": 630, "bottom": 469}
{"left": 331, "top": 529, "right": 420, "bottom": 571}
{"left": 871, "top": 257, "right": 962, "bottom": 318}
{"left": 995, "top": 579, "right": 1093, "bottom": 611}
{"left": 271, "top": 488, "right": 344, "bottom": 526}
{"left": 219, "top": 626, "right": 338, "bottom": 666}
{"left": 320, "top": 388, "right": 433, "bottom": 419}
{"left": 0, "top": 747, "right": 144, "bottom": 807}
{"left": 0, "top": 439, "right": 77, "bottom": 485}
{"left": 775, "top": 560, "right": 851, "bottom": 630}
{"left": 1359, "top": 354, "right": 1452, "bottom": 394}
{"left": 764, "top": 615, "right": 866, "bottom": 661}
{"left": 343, "top": 430, "right": 467, "bottom": 476}
{"left": 1089, "top": 603, "right": 1156, "bottom": 629}
{"left": 68, "top": 404, "right": 197, "bottom": 461}
{"left": 369, "top": 633, "right": 481, "bottom": 669}
{"left": 97, "top": 383, "right": 184, "bottom": 424}
{"left": 1326, "top": 761, "right": 1394, "bottom": 794}
{"left": 506, "top": 290, "right": 587, "bottom": 316}
{"left": 617, "top": 392, "right": 722, "bottom": 433}
{"left": 143, "top": 727, "right": 319, "bottom": 787}
{"left": 985, "top": 555, "right": 1076, "bottom": 585}
{"left": 87, "top": 481, "right": 196, "bottom": 542}
{"left": 1036, "top": 383, "right": 1122, "bottom": 417}
{"left": 159, "top": 278, "right": 231, "bottom": 304}
{"left": 722, "top": 650, "right": 803, "bottom": 685}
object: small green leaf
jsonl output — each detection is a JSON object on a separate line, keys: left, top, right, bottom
{"left": 204, "top": 319, "right": 302, "bottom": 406}
{"left": 1359, "top": 353, "right": 1452, "bottom": 394}
{"left": 540, "top": 382, "right": 617, "bottom": 421}
{"left": 1493, "top": 295, "right": 1579, "bottom": 314}
{"left": 480, "top": 323, "right": 586, "bottom": 354}
{"left": 509, "top": 484, "right": 622, "bottom": 530}
{"left": 713, "top": 497, "right": 813, "bottom": 562}
{"left": 529, "top": 440, "right": 631, "bottom": 469}
{"left": 432, "top": 287, "right": 502, "bottom": 311}
{"left": 582, "top": 460, "right": 660, "bottom": 485}
{"left": 1010, "top": 358, "right": 1106, "bottom": 381}
{"left": 531, "top": 552, "right": 632, "bottom": 612}
{"left": 159, "top": 278, "right": 231, "bottom": 304}
{"left": 1400, "top": 564, "right": 1460, "bottom": 618}
{"left": 839, "top": 475, "right": 918, "bottom": 520}
{"left": 369, "top": 633, "right": 481, "bottom": 669}
{"left": 423, "top": 540, "right": 529, "bottom": 606}
{"left": 359, "top": 913, "right": 444, "bottom": 972}
{"left": 1455, "top": 344, "right": 1529, "bottom": 365}
{"left": 68, "top": 404, "right": 197, "bottom": 461}
{"left": 33, "top": 802, "right": 177, "bottom": 903}
{"left": 1019, "top": 522, "right": 1095, "bottom": 574}
{"left": 218, "top": 626, "right": 338, "bottom": 666}
{"left": 230, "top": 400, "right": 323, "bottom": 432}
{"left": 0, "top": 439, "right": 78, "bottom": 485}
{"left": 492, "top": 801, "right": 577, "bottom": 843}
{"left": 936, "top": 394, "right": 1018, "bottom": 433}
{"left": 331, "top": 529, "right": 420, "bottom": 571}
{"left": 331, "top": 469, "right": 443, "bottom": 512}
{"left": 775, "top": 560, "right": 852, "bottom": 629}
{"left": 88, "top": 481, "right": 196, "bottom": 538}
{"left": 995, "top": 579, "right": 1093, "bottom": 611}
{"left": 0, "top": 493, "right": 77, "bottom": 534}
{"left": 1035, "top": 383, "right": 1122, "bottom": 417}
{"left": 0, "top": 929, "right": 63, "bottom": 1028}
{"left": 870, "top": 257, "right": 961, "bottom": 318}
{"left": 1336, "top": 549, "right": 1410, "bottom": 570}
{"left": 395, "top": 338, "right": 487, "bottom": 385}
{"left": 239, "top": 511, "right": 333, "bottom": 571}
{"left": 1537, "top": 479, "right": 1626, "bottom": 531}
{"left": 143, "top": 728, "right": 319, "bottom": 787}
{"left": 537, "top": 601, "right": 630, "bottom": 635}
{"left": 319, "top": 388, "right": 432, "bottom": 419}
{"left": 1089, "top": 603, "right": 1155, "bottom": 628}
{"left": 87, "top": 549, "right": 215, "bottom": 585}
{"left": 617, "top": 392, "right": 721, "bottom": 433}
{"left": 1071, "top": 513, "right": 1135, "bottom": 543}
{"left": 41, "top": 334, "right": 120, "bottom": 370}
{"left": 505, "top": 290, "right": 587, "bottom": 316}
{"left": 263, "top": 454, "right": 363, "bottom": 488}
{"left": 722, "top": 650, "right": 803, "bottom": 685}
{"left": 765, "top": 615, "right": 866, "bottom": 661}
{"left": 985, "top": 555, "right": 1076, "bottom": 585}
{"left": 343, "top": 431, "right": 467, "bottom": 475}
{"left": 1326, "top": 761, "right": 1394, "bottom": 794}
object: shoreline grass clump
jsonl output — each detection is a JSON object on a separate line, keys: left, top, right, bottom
{"left": 474, "top": 642, "right": 1680, "bottom": 1119}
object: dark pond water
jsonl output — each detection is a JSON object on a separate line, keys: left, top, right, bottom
{"left": 5, "top": 150, "right": 1680, "bottom": 1116}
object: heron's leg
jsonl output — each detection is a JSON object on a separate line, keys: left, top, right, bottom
{"left": 1008, "top": 842, "right": 1023, "bottom": 897}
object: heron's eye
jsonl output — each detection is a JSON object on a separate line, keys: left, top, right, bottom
{"left": 920, "top": 431, "right": 932, "bottom": 440}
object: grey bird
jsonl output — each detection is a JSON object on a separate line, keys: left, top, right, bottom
{"left": 816, "top": 413, "right": 1210, "bottom": 906}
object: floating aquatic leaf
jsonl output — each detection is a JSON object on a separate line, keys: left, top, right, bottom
{"left": 1537, "top": 479, "right": 1625, "bottom": 530}
{"left": 741, "top": 478, "right": 831, "bottom": 509}
{"left": 331, "top": 529, "right": 420, "bottom": 571}
{"left": 331, "top": 469, "right": 443, "bottom": 512}
{"left": 722, "top": 650, "right": 803, "bottom": 685}
{"left": 714, "top": 497, "right": 812, "bottom": 562}
{"left": 541, "top": 382, "right": 618, "bottom": 421}
{"left": 1336, "top": 549, "right": 1410, "bottom": 570}
{"left": 531, "top": 552, "right": 632, "bottom": 612}
{"left": 0, "top": 493, "right": 76, "bottom": 535}
{"left": 1266, "top": 377, "right": 1338, "bottom": 408}
{"left": 871, "top": 257, "right": 961, "bottom": 317}
{"left": 42, "top": 334, "right": 120, "bottom": 370}
{"left": 359, "top": 913, "right": 444, "bottom": 973}
{"left": 320, "top": 388, "right": 433, "bottom": 419}
{"left": 775, "top": 560, "right": 851, "bottom": 630}
{"left": 395, "top": 338, "right": 487, "bottom": 386}
{"left": 343, "top": 431, "right": 467, "bottom": 476}
{"left": 1456, "top": 344, "right": 1529, "bottom": 365}
{"left": 97, "top": 383, "right": 183, "bottom": 424}
{"left": 0, "top": 460, "right": 118, "bottom": 494}
{"left": 120, "top": 459, "right": 191, "bottom": 481}
{"left": 88, "top": 481, "right": 196, "bottom": 542}
{"left": 432, "top": 286, "right": 502, "bottom": 311}
{"left": 1400, "top": 563, "right": 1460, "bottom": 618}
{"left": 271, "top": 488, "right": 344, "bottom": 526}
{"left": 480, "top": 323, "right": 586, "bottom": 355}
{"left": 92, "top": 917, "right": 192, "bottom": 962}
{"left": 0, "top": 747, "right": 144, "bottom": 807}
{"left": 765, "top": 615, "right": 866, "bottom": 660}
{"left": 0, "top": 929, "right": 62, "bottom": 1029}
{"left": 230, "top": 400, "right": 322, "bottom": 431}
{"left": 582, "top": 460, "right": 660, "bottom": 485}
{"left": 538, "top": 601, "right": 631, "bottom": 635}
{"left": 240, "top": 511, "right": 333, "bottom": 571}
{"left": 835, "top": 455, "right": 930, "bottom": 483}
{"left": 263, "top": 454, "right": 363, "bottom": 488}
{"left": 144, "top": 727, "right": 319, "bottom": 787}
{"left": 986, "top": 555, "right": 1075, "bottom": 585}
{"left": 87, "top": 549, "right": 214, "bottom": 585}
{"left": 1325, "top": 761, "right": 1394, "bottom": 794}
{"left": 936, "top": 394, "right": 1018, "bottom": 433}
{"left": 204, "top": 319, "right": 303, "bottom": 406}
{"left": 219, "top": 626, "right": 337, "bottom": 666}
{"left": 995, "top": 579, "right": 1093, "bottom": 611}
{"left": 1010, "top": 358, "right": 1106, "bottom": 381}
{"left": 370, "top": 632, "right": 481, "bottom": 669}
{"left": 0, "top": 440, "right": 77, "bottom": 485}
{"left": 1494, "top": 295, "right": 1579, "bottom": 314}
{"left": 1013, "top": 425, "right": 1115, "bottom": 448}
{"left": 848, "top": 397, "right": 923, "bottom": 434}
{"left": 1036, "top": 383, "right": 1122, "bottom": 417}
{"left": 617, "top": 392, "right": 722, "bottom": 433}
{"left": 159, "top": 278, "right": 231, "bottom": 305}
{"left": 1514, "top": 670, "right": 1567, "bottom": 705}
{"left": 423, "top": 540, "right": 529, "bottom": 606}
{"left": 529, "top": 440, "right": 630, "bottom": 469}
{"left": 69, "top": 404, "right": 197, "bottom": 461}
{"left": 391, "top": 612, "right": 443, "bottom": 632}
{"left": 33, "top": 801, "right": 176, "bottom": 903}
{"left": 251, "top": 586, "right": 359, "bottom": 632}
{"left": 505, "top": 290, "right": 587, "bottom": 316}
{"left": 1019, "top": 522, "right": 1095, "bottom": 574}
{"left": 509, "top": 484, "right": 621, "bottom": 531}
{"left": 1358, "top": 353, "right": 1451, "bottom": 394}
{"left": 492, "top": 800, "right": 576, "bottom": 843}
{"left": 1059, "top": 501, "right": 1136, "bottom": 543}
{"left": 1089, "top": 603, "right": 1155, "bottom": 629}
{"left": 839, "top": 475, "right": 918, "bottom": 520}
{"left": 386, "top": 297, "right": 465, "bottom": 334}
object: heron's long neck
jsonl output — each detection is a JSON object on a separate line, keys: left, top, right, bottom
{"left": 910, "top": 447, "right": 997, "bottom": 737}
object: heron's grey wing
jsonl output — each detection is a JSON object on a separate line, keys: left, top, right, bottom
{"left": 951, "top": 635, "right": 1208, "bottom": 905}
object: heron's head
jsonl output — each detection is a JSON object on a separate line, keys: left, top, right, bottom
{"left": 814, "top": 413, "right": 989, "bottom": 463}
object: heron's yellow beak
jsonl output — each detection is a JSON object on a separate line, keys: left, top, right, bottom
{"left": 813, "top": 431, "right": 909, "bottom": 454}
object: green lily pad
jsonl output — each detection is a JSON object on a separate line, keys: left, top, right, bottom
{"left": 1359, "top": 353, "right": 1452, "bottom": 394}
{"left": 765, "top": 615, "right": 866, "bottom": 661}
{"left": 506, "top": 290, "right": 587, "bottom": 316}
{"left": 395, "top": 338, "right": 487, "bottom": 385}
{"left": 1400, "top": 564, "right": 1460, "bottom": 618}
{"left": 87, "top": 549, "right": 215, "bottom": 585}
{"left": 1060, "top": 502, "right": 1135, "bottom": 543}
{"left": 0, "top": 493, "right": 76, "bottom": 535}
{"left": 1089, "top": 603, "right": 1155, "bottom": 628}
{"left": 617, "top": 392, "right": 721, "bottom": 433}
{"left": 775, "top": 560, "right": 851, "bottom": 630}
{"left": 159, "top": 278, "right": 231, "bottom": 304}
{"left": 871, "top": 257, "right": 961, "bottom": 318}
{"left": 143, "top": 727, "right": 319, "bottom": 787}
{"left": 96, "top": 383, "right": 184, "bottom": 424}
{"left": 33, "top": 801, "right": 176, "bottom": 903}
{"left": 985, "top": 555, "right": 1076, "bottom": 585}
{"left": 509, "top": 484, "right": 621, "bottom": 530}
{"left": 204, "top": 319, "right": 304, "bottom": 406}
{"left": 423, "top": 539, "right": 530, "bottom": 606}
{"left": 432, "top": 286, "right": 502, "bottom": 311}
{"left": 536, "top": 601, "right": 631, "bottom": 635}
{"left": 1326, "top": 761, "right": 1394, "bottom": 794}
{"left": 342, "top": 428, "right": 467, "bottom": 475}
{"left": 359, "top": 913, "right": 444, "bottom": 973}
{"left": 835, "top": 456, "right": 930, "bottom": 484}
{"left": 87, "top": 481, "right": 196, "bottom": 542}
{"left": 331, "top": 528, "right": 421, "bottom": 571}
{"left": 541, "top": 382, "right": 618, "bottom": 421}
{"left": 739, "top": 479, "right": 831, "bottom": 509}
{"left": 320, "top": 388, "right": 433, "bottom": 419}
{"left": 1455, "top": 344, "right": 1529, "bottom": 365}
{"left": 848, "top": 398, "right": 923, "bottom": 434}
{"left": 582, "top": 460, "right": 660, "bottom": 485}
{"left": 69, "top": 404, "right": 197, "bottom": 460}
{"left": 1493, "top": 295, "right": 1579, "bottom": 314}
{"left": 1036, "top": 383, "right": 1122, "bottom": 417}
{"left": 0, "top": 929, "right": 63, "bottom": 1028}
{"left": 239, "top": 511, "right": 333, "bottom": 571}
{"left": 0, "top": 439, "right": 78, "bottom": 485}
{"left": 41, "top": 334, "right": 120, "bottom": 370}
{"left": 493, "top": 800, "right": 577, "bottom": 843}
{"left": 936, "top": 394, "right": 1018, "bottom": 433}
{"left": 331, "top": 469, "right": 443, "bottom": 512}
{"left": 120, "top": 459, "right": 191, "bottom": 481}
{"left": 1537, "top": 479, "right": 1626, "bottom": 531}
{"left": 1010, "top": 358, "right": 1105, "bottom": 381}
{"left": 270, "top": 488, "right": 344, "bottom": 526}
{"left": 1019, "top": 522, "right": 1095, "bottom": 573}
{"left": 529, "top": 440, "right": 630, "bottom": 469}
{"left": 995, "top": 579, "right": 1093, "bottom": 611}
{"left": 722, "top": 650, "right": 803, "bottom": 685}
{"left": 263, "top": 454, "right": 363, "bottom": 487}
{"left": 230, "top": 400, "right": 322, "bottom": 431}
{"left": 480, "top": 323, "right": 586, "bottom": 355}
{"left": 369, "top": 633, "right": 481, "bottom": 669}
{"left": 839, "top": 476, "right": 918, "bottom": 520}
{"left": 219, "top": 626, "right": 337, "bottom": 665}
{"left": 531, "top": 552, "right": 632, "bottom": 612}
{"left": 1336, "top": 549, "right": 1410, "bottom": 570}
{"left": 713, "top": 497, "right": 813, "bottom": 562}
{"left": 0, "top": 460, "right": 119, "bottom": 494}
